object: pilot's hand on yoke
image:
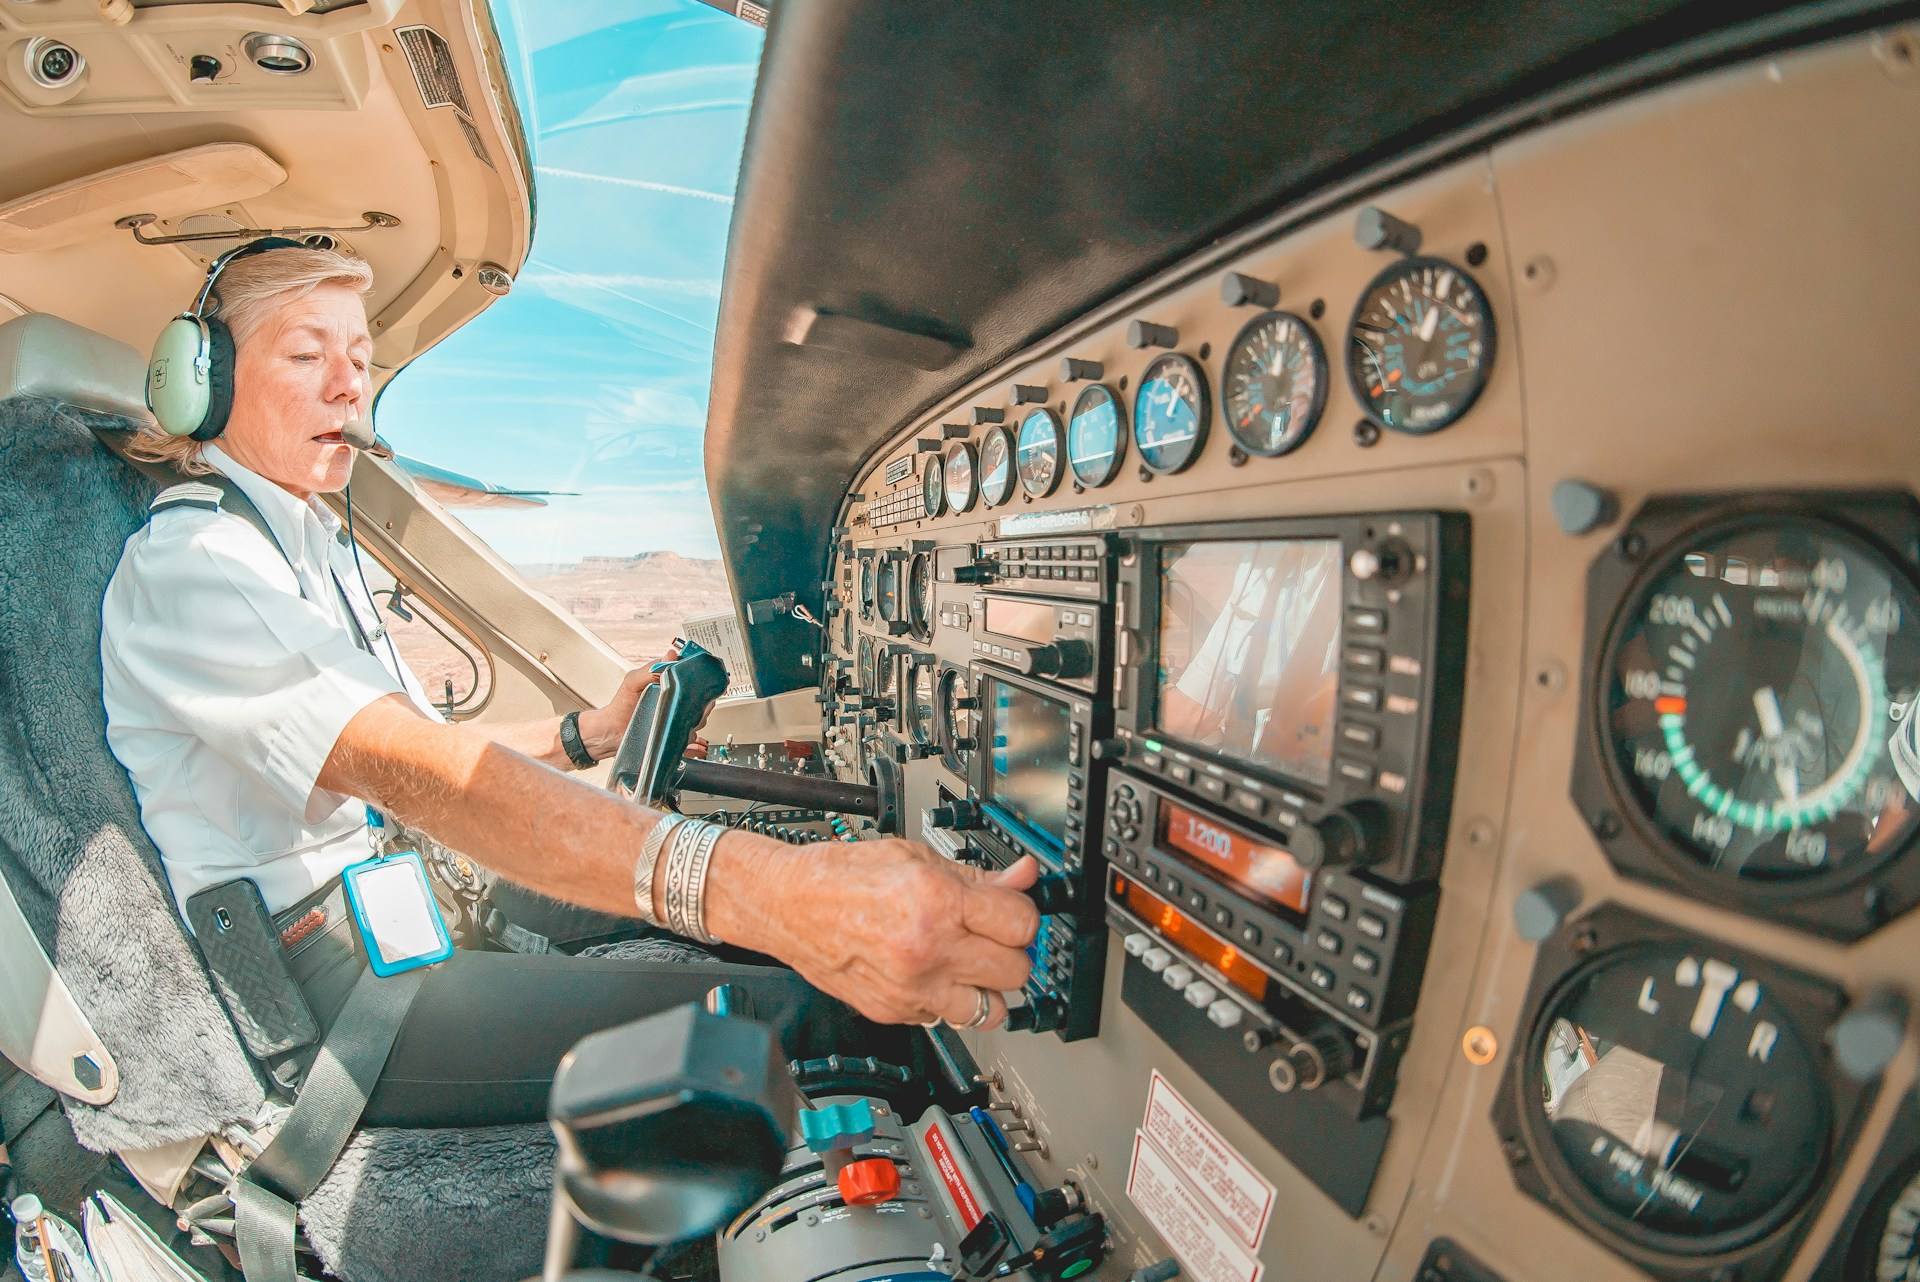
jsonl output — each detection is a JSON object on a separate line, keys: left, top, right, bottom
{"left": 704, "top": 841, "right": 1040, "bottom": 1029}
{"left": 573, "top": 641, "right": 684, "bottom": 761}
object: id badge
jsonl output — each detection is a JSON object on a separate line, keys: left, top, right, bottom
{"left": 341, "top": 850, "right": 455, "bottom": 977}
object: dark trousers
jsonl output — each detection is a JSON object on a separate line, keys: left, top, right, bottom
{"left": 282, "top": 886, "right": 869, "bottom": 1128}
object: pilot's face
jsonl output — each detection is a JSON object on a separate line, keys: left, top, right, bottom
{"left": 221, "top": 284, "right": 373, "bottom": 499}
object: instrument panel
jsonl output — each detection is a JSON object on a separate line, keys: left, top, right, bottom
{"left": 812, "top": 25, "right": 1920, "bottom": 1282}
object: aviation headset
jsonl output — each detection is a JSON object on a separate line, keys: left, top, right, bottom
{"left": 146, "top": 235, "right": 307, "bottom": 441}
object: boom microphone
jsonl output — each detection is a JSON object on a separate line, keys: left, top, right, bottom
{"left": 339, "top": 419, "right": 392, "bottom": 458}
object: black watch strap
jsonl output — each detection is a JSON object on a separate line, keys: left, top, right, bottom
{"left": 559, "top": 710, "right": 597, "bottom": 770}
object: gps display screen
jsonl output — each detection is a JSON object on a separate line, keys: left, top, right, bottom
{"left": 1155, "top": 538, "right": 1343, "bottom": 788}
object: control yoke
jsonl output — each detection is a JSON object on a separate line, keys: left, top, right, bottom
{"left": 605, "top": 643, "right": 884, "bottom": 820}
{"left": 605, "top": 642, "right": 732, "bottom": 805}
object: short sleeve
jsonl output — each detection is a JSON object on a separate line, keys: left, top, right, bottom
{"left": 104, "top": 509, "right": 407, "bottom": 823}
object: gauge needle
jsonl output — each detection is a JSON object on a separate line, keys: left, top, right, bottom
{"left": 1754, "top": 686, "right": 1786, "bottom": 739}
{"left": 1418, "top": 302, "right": 1441, "bottom": 343}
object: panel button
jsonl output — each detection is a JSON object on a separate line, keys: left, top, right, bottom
{"left": 1206, "top": 999, "right": 1244, "bottom": 1030}
{"left": 1339, "top": 722, "right": 1381, "bottom": 749}
{"left": 1162, "top": 874, "right": 1183, "bottom": 898}
{"left": 1342, "top": 686, "right": 1381, "bottom": 711}
{"left": 1315, "top": 929, "right": 1343, "bottom": 955}
{"left": 1121, "top": 850, "right": 1139, "bottom": 869}
{"left": 1185, "top": 890, "right": 1207, "bottom": 915}
{"left": 1229, "top": 789, "right": 1267, "bottom": 818}
{"left": 1182, "top": 981, "right": 1217, "bottom": 1009}
{"left": 1123, "top": 932, "right": 1152, "bottom": 957}
{"left": 1309, "top": 964, "right": 1336, "bottom": 991}
{"left": 1103, "top": 838, "right": 1120, "bottom": 857}
{"left": 1343, "top": 645, "right": 1384, "bottom": 672}
{"left": 1139, "top": 753, "right": 1164, "bottom": 773}
{"left": 1237, "top": 922, "right": 1263, "bottom": 948}
{"left": 1347, "top": 607, "right": 1387, "bottom": 634}
{"left": 1167, "top": 762, "right": 1195, "bottom": 785}
{"left": 1210, "top": 905, "right": 1234, "bottom": 931}
{"left": 1356, "top": 913, "right": 1388, "bottom": 940}
{"left": 1198, "top": 775, "right": 1228, "bottom": 801}
{"left": 1270, "top": 941, "right": 1293, "bottom": 967}
{"left": 1344, "top": 987, "right": 1374, "bottom": 1015}
{"left": 1141, "top": 947, "right": 1171, "bottom": 973}
{"left": 1141, "top": 864, "right": 1161, "bottom": 885}
{"left": 1322, "top": 895, "right": 1350, "bottom": 921}
{"left": 1163, "top": 964, "right": 1194, "bottom": 989}
{"left": 1336, "top": 759, "right": 1374, "bottom": 785}
{"left": 1352, "top": 948, "right": 1380, "bottom": 976}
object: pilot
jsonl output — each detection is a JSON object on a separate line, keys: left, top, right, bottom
{"left": 100, "top": 243, "right": 1036, "bottom": 1125}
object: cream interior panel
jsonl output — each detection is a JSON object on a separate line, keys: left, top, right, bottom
{"left": 818, "top": 22, "right": 1920, "bottom": 1282}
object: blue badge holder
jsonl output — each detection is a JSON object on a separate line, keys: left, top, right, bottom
{"left": 341, "top": 849, "right": 455, "bottom": 977}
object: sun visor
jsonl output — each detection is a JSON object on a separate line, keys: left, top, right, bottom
{"left": 0, "top": 142, "right": 287, "bottom": 254}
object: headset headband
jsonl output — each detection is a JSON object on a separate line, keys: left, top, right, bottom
{"left": 187, "top": 235, "right": 308, "bottom": 320}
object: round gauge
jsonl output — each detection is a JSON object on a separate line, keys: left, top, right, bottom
{"left": 857, "top": 635, "right": 877, "bottom": 694}
{"left": 943, "top": 441, "right": 978, "bottom": 514}
{"left": 907, "top": 551, "right": 935, "bottom": 641}
{"left": 874, "top": 644, "right": 897, "bottom": 701}
{"left": 1347, "top": 256, "right": 1494, "bottom": 434}
{"left": 858, "top": 557, "right": 875, "bottom": 621}
{"left": 979, "top": 427, "right": 1016, "bottom": 507}
{"left": 837, "top": 602, "right": 853, "bottom": 655}
{"left": 1222, "top": 310, "right": 1327, "bottom": 457}
{"left": 874, "top": 553, "right": 903, "bottom": 625}
{"left": 907, "top": 661, "right": 939, "bottom": 747}
{"left": 1849, "top": 1155, "right": 1920, "bottom": 1281}
{"left": 938, "top": 666, "right": 975, "bottom": 770}
{"left": 1132, "top": 353, "right": 1209, "bottom": 474}
{"left": 1016, "top": 408, "right": 1064, "bottom": 498}
{"left": 1067, "top": 384, "right": 1127, "bottom": 488}
{"left": 922, "top": 453, "right": 946, "bottom": 519}
{"left": 1525, "top": 939, "right": 1830, "bottom": 1250}
{"left": 1601, "top": 517, "right": 1920, "bottom": 886}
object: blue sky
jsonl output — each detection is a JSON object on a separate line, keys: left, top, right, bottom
{"left": 375, "top": 0, "right": 762, "bottom": 565}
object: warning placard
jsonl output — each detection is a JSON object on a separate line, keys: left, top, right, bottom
{"left": 1126, "top": 1132, "right": 1264, "bottom": 1282}
{"left": 1142, "top": 1072, "right": 1276, "bottom": 1249}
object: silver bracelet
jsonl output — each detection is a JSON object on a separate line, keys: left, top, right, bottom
{"left": 634, "top": 813, "right": 688, "bottom": 926}
{"left": 662, "top": 819, "right": 725, "bottom": 944}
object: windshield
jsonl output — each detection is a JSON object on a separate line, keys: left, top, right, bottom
{"left": 376, "top": 0, "right": 763, "bottom": 665}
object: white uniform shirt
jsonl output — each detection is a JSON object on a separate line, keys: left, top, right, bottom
{"left": 101, "top": 444, "right": 442, "bottom": 917}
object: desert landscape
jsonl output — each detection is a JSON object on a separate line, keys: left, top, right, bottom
{"left": 380, "top": 551, "right": 733, "bottom": 711}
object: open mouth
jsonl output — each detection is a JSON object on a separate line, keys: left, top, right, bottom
{"left": 313, "top": 430, "right": 346, "bottom": 444}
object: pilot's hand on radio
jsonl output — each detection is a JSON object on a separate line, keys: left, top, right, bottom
{"left": 576, "top": 640, "right": 685, "bottom": 759}
{"left": 710, "top": 838, "right": 1039, "bottom": 1027}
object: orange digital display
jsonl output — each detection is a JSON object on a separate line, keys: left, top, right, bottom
{"left": 1114, "top": 874, "right": 1270, "bottom": 1003}
{"left": 1156, "top": 799, "right": 1311, "bottom": 917}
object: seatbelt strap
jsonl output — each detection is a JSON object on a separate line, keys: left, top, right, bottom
{"left": 233, "top": 965, "right": 424, "bottom": 1280}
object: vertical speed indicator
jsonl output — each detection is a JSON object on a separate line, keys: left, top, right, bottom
{"left": 1347, "top": 256, "right": 1494, "bottom": 434}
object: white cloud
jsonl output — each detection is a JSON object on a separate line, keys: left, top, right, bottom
{"left": 518, "top": 270, "right": 722, "bottom": 299}
{"left": 534, "top": 165, "right": 733, "bottom": 205}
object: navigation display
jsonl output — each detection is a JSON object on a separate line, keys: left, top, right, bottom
{"left": 986, "top": 679, "right": 1072, "bottom": 850}
{"left": 1155, "top": 538, "right": 1342, "bottom": 787}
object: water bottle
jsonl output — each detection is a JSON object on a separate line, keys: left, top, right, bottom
{"left": 10, "top": 1194, "right": 99, "bottom": 1282}
{"left": 12, "top": 1194, "right": 51, "bottom": 1282}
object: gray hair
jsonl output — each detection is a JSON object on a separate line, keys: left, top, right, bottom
{"left": 122, "top": 245, "right": 375, "bottom": 475}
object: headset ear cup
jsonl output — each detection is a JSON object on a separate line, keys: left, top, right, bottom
{"left": 147, "top": 315, "right": 212, "bottom": 437}
{"left": 192, "top": 318, "right": 237, "bottom": 442}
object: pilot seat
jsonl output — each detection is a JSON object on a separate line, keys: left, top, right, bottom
{"left": 0, "top": 310, "right": 555, "bottom": 1282}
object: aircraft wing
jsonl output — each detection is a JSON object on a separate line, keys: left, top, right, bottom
{"left": 391, "top": 453, "right": 573, "bottom": 510}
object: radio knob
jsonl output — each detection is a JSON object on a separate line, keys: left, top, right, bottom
{"left": 1089, "top": 737, "right": 1127, "bottom": 762}
{"left": 952, "top": 558, "right": 998, "bottom": 584}
{"left": 927, "top": 800, "right": 982, "bottom": 831}
{"left": 1005, "top": 994, "right": 1065, "bottom": 1034}
{"left": 1026, "top": 875, "right": 1077, "bottom": 915}
{"left": 1027, "top": 639, "right": 1094, "bottom": 680}
{"left": 1291, "top": 802, "right": 1384, "bottom": 870}
{"left": 1268, "top": 1030, "right": 1350, "bottom": 1093}
{"left": 1348, "top": 548, "right": 1382, "bottom": 580}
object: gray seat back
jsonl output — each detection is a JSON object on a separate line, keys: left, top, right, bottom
{"left": 0, "top": 314, "right": 263, "bottom": 1154}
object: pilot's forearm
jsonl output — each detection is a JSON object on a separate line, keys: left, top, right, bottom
{"left": 319, "top": 694, "right": 687, "bottom": 917}
{"left": 462, "top": 692, "right": 638, "bottom": 771}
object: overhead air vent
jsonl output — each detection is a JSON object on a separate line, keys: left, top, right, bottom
{"left": 0, "top": 142, "right": 286, "bottom": 254}
{"left": 394, "top": 25, "right": 490, "bottom": 168}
